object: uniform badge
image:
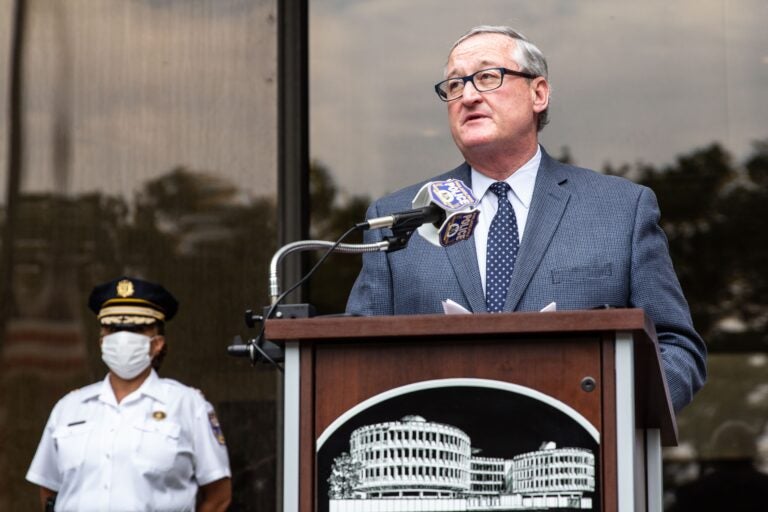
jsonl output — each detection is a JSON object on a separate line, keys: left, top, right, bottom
{"left": 209, "top": 412, "right": 226, "bottom": 445}
{"left": 152, "top": 411, "right": 166, "bottom": 420}
{"left": 116, "top": 279, "right": 135, "bottom": 298}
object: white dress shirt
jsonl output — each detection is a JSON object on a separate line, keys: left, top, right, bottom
{"left": 26, "top": 370, "right": 231, "bottom": 512}
{"left": 472, "top": 145, "right": 541, "bottom": 293}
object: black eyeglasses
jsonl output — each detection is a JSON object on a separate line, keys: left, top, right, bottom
{"left": 434, "top": 67, "right": 538, "bottom": 102}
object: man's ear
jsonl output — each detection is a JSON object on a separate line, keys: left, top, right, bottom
{"left": 531, "top": 77, "right": 550, "bottom": 113}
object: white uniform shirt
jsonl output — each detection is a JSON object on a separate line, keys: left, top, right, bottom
{"left": 26, "top": 370, "right": 231, "bottom": 512}
{"left": 472, "top": 145, "right": 541, "bottom": 293}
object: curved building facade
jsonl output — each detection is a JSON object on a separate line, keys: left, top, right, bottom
{"left": 348, "top": 415, "right": 472, "bottom": 497}
{"left": 509, "top": 442, "right": 595, "bottom": 495}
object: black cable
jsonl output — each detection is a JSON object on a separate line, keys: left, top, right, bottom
{"left": 251, "top": 225, "right": 360, "bottom": 370}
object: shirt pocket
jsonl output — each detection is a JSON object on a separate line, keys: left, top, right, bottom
{"left": 551, "top": 263, "right": 613, "bottom": 284}
{"left": 52, "top": 422, "right": 93, "bottom": 473}
{"left": 133, "top": 419, "right": 181, "bottom": 472}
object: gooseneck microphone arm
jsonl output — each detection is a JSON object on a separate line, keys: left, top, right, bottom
{"left": 268, "top": 239, "right": 389, "bottom": 304}
{"left": 231, "top": 191, "right": 464, "bottom": 368}
{"left": 229, "top": 228, "right": 393, "bottom": 369}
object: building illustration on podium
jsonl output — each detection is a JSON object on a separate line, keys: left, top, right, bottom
{"left": 328, "top": 415, "right": 595, "bottom": 511}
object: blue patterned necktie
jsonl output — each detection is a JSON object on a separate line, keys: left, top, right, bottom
{"left": 485, "top": 181, "right": 519, "bottom": 313}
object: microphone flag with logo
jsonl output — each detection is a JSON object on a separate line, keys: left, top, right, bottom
{"left": 411, "top": 179, "right": 480, "bottom": 247}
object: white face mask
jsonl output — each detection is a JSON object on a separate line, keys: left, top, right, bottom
{"left": 101, "top": 331, "right": 152, "bottom": 380}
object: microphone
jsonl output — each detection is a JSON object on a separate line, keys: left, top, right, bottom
{"left": 358, "top": 204, "right": 446, "bottom": 231}
{"left": 357, "top": 179, "right": 480, "bottom": 247}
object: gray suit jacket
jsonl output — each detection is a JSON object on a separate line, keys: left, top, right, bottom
{"left": 346, "top": 149, "right": 706, "bottom": 412}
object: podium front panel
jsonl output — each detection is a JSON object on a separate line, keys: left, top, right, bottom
{"left": 307, "top": 335, "right": 608, "bottom": 511}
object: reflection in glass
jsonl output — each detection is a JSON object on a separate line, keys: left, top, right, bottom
{"left": 665, "top": 354, "right": 768, "bottom": 511}
{"left": 1, "top": 1, "right": 278, "bottom": 509}
{"left": 310, "top": 2, "right": 768, "bottom": 510}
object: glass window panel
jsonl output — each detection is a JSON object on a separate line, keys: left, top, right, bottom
{"left": 1, "top": 1, "right": 278, "bottom": 509}
{"left": 309, "top": 1, "right": 768, "bottom": 509}
{"left": 665, "top": 353, "right": 768, "bottom": 509}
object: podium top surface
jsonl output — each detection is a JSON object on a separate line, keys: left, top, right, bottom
{"left": 265, "top": 308, "right": 657, "bottom": 342}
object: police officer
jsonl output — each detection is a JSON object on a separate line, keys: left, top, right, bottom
{"left": 26, "top": 277, "right": 232, "bottom": 511}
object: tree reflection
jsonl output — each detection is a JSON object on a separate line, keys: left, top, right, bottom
{"left": 307, "top": 160, "right": 369, "bottom": 314}
{"left": 1, "top": 166, "right": 283, "bottom": 510}
{"left": 3, "top": 139, "right": 766, "bottom": 359}
{"left": 605, "top": 140, "right": 768, "bottom": 349}
{"left": 1, "top": 139, "right": 767, "bottom": 508}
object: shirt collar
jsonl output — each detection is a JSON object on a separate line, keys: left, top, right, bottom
{"left": 96, "top": 369, "right": 166, "bottom": 406}
{"left": 78, "top": 377, "right": 106, "bottom": 402}
{"left": 137, "top": 369, "right": 166, "bottom": 402}
{"left": 470, "top": 145, "right": 541, "bottom": 208}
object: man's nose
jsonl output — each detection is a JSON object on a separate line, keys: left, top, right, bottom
{"left": 460, "top": 80, "right": 482, "bottom": 102}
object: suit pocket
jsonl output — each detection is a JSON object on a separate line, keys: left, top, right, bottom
{"left": 551, "top": 263, "right": 612, "bottom": 284}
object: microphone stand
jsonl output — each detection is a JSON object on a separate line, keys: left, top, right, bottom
{"left": 227, "top": 178, "right": 477, "bottom": 368}
{"left": 227, "top": 232, "right": 412, "bottom": 367}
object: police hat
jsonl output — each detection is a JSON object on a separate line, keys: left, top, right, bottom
{"left": 88, "top": 276, "right": 179, "bottom": 326}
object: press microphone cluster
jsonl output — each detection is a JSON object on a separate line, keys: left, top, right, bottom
{"left": 356, "top": 179, "right": 480, "bottom": 247}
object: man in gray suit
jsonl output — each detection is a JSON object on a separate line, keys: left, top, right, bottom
{"left": 346, "top": 25, "right": 706, "bottom": 412}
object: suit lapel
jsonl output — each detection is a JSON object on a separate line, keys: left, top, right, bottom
{"left": 442, "top": 164, "right": 487, "bottom": 312}
{"left": 504, "top": 152, "right": 571, "bottom": 311}
{"left": 445, "top": 234, "right": 486, "bottom": 313}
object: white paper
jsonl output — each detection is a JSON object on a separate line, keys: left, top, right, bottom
{"left": 539, "top": 301, "right": 557, "bottom": 312}
{"left": 441, "top": 299, "right": 472, "bottom": 315}
{"left": 441, "top": 299, "right": 557, "bottom": 314}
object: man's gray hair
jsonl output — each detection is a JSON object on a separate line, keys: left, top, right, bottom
{"left": 448, "top": 25, "right": 550, "bottom": 131}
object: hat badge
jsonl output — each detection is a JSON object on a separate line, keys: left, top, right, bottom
{"left": 116, "top": 279, "right": 135, "bottom": 298}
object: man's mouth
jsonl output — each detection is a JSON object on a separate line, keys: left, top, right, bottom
{"left": 463, "top": 113, "right": 488, "bottom": 124}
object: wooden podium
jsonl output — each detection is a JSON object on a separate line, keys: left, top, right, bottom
{"left": 266, "top": 309, "right": 677, "bottom": 512}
